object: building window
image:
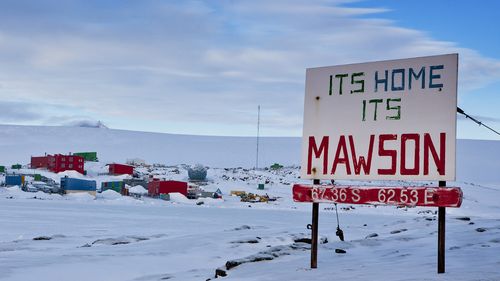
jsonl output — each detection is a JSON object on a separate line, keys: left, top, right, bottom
{"left": 69, "top": 157, "right": 73, "bottom": 161}
{"left": 69, "top": 164, "right": 73, "bottom": 168}
{"left": 61, "top": 163, "right": 65, "bottom": 168}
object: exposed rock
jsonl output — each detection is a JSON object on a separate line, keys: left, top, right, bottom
{"left": 365, "top": 233, "right": 378, "bottom": 239}
{"left": 215, "top": 268, "right": 227, "bottom": 278}
{"left": 390, "top": 229, "right": 408, "bottom": 234}
{"left": 335, "top": 248, "right": 346, "bottom": 254}
{"left": 476, "top": 228, "right": 487, "bottom": 233}
{"left": 294, "top": 238, "right": 311, "bottom": 244}
{"left": 33, "top": 236, "right": 52, "bottom": 241}
{"left": 293, "top": 237, "right": 328, "bottom": 244}
{"left": 91, "top": 236, "right": 149, "bottom": 246}
{"left": 230, "top": 239, "right": 259, "bottom": 244}
{"left": 455, "top": 216, "right": 471, "bottom": 221}
{"left": 233, "top": 225, "right": 251, "bottom": 231}
{"left": 225, "top": 255, "right": 274, "bottom": 270}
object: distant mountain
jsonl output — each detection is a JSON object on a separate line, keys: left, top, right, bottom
{"left": 64, "top": 120, "right": 109, "bottom": 129}
{"left": 0, "top": 124, "right": 498, "bottom": 187}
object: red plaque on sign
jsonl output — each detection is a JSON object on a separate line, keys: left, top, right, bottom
{"left": 292, "top": 184, "right": 462, "bottom": 208}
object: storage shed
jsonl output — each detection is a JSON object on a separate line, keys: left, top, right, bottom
{"left": 101, "top": 181, "right": 125, "bottom": 193}
{"left": 108, "top": 163, "right": 134, "bottom": 175}
{"left": 148, "top": 180, "right": 188, "bottom": 197}
{"left": 60, "top": 177, "right": 96, "bottom": 196}
{"left": 31, "top": 156, "right": 49, "bottom": 169}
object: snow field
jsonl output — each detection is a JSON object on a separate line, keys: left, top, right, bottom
{"left": 1, "top": 165, "right": 499, "bottom": 280}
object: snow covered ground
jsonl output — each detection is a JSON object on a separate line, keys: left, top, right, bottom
{"left": 0, "top": 125, "right": 499, "bottom": 280}
{"left": 1, "top": 165, "right": 500, "bottom": 281}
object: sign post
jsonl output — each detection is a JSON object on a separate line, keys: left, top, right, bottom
{"left": 297, "top": 54, "right": 460, "bottom": 273}
{"left": 438, "top": 180, "right": 446, "bottom": 273}
{"left": 311, "top": 179, "right": 320, "bottom": 269}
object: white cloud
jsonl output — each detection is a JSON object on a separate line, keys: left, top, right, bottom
{"left": 0, "top": 0, "right": 498, "bottom": 136}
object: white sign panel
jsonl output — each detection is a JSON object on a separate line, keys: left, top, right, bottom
{"left": 301, "top": 54, "right": 458, "bottom": 181}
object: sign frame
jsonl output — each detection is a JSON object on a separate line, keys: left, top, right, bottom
{"left": 301, "top": 54, "right": 458, "bottom": 181}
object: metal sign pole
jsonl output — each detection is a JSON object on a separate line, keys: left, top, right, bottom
{"left": 438, "top": 180, "right": 446, "bottom": 273}
{"left": 311, "top": 179, "right": 320, "bottom": 268}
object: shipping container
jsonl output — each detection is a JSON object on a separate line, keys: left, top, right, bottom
{"left": 74, "top": 152, "right": 98, "bottom": 162}
{"left": 0, "top": 166, "right": 5, "bottom": 173}
{"left": 148, "top": 180, "right": 188, "bottom": 197}
{"left": 60, "top": 177, "right": 96, "bottom": 192}
{"left": 101, "top": 181, "right": 125, "bottom": 193}
{"left": 31, "top": 156, "right": 49, "bottom": 169}
{"left": 108, "top": 163, "right": 134, "bottom": 175}
{"left": 5, "top": 175, "right": 22, "bottom": 186}
{"left": 11, "top": 164, "right": 22, "bottom": 169}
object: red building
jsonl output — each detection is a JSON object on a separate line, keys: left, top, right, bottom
{"left": 108, "top": 163, "right": 134, "bottom": 175}
{"left": 31, "top": 156, "right": 49, "bottom": 169}
{"left": 148, "top": 180, "right": 188, "bottom": 197}
{"left": 47, "top": 154, "right": 85, "bottom": 174}
{"left": 31, "top": 154, "right": 84, "bottom": 174}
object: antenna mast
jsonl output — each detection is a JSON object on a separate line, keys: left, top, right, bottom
{"left": 256, "top": 105, "right": 260, "bottom": 169}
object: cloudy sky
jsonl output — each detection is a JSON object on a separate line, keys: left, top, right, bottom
{"left": 0, "top": 0, "right": 499, "bottom": 139}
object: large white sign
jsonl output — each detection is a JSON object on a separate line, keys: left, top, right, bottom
{"left": 301, "top": 54, "right": 458, "bottom": 181}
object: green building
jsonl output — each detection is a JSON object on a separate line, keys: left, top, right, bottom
{"left": 0, "top": 166, "right": 5, "bottom": 173}
{"left": 101, "top": 181, "right": 125, "bottom": 193}
{"left": 74, "top": 152, "right": 98, "bottom": 162}
{"left": 11, "top": 164, "right": 22, "bottom": 169}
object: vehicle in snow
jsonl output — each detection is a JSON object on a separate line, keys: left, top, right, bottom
{"left": 26, "top": 181, "right": 61, "bottom": 193}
